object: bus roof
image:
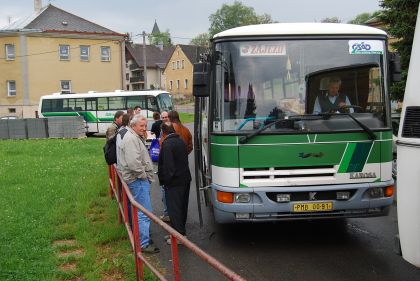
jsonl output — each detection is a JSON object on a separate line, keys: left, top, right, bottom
{"left": 213, "top": 23, "right": 387, "bottom": 39}
{"left": 40, "top": 90, "right": 170, "bottom": 100}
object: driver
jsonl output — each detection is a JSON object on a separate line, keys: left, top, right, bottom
{"left": 313, "top": 76, "right": 353, "bottom": 113}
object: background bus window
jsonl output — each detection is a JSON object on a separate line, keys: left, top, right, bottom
{"left": 147, "top": 96, "right": 158, "bottom": 112}
{"left": 74, "top": 98, "right": 86, "bottom": 111}
{"left": 157, "top": 93, "right": 173, "bottom": 112}
{"left": 41, "top": 100, "right": 52, "bottom": 112}
{"left": 97, "top": 97, "right": 108, "bottom": 111}
{"left": 127, "top": 96, "right": 146, "bottom": 109}
{"left": 108, "top": 97, "right": 125, "bottom": 110}
{"left": 86, "top": 99, "right": 97, "bottom": 111}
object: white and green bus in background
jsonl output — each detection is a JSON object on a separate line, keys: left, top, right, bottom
{"left": 38, "top": 90, "right": 173, "bottom": 135}
{"left": 193, "top": 23, "right": 401, "bottom": 223}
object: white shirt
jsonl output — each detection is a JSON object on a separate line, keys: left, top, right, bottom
{"left": 313, "top": 95, "right": 353, "bottom": 114}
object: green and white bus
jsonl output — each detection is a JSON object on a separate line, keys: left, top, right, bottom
{"left": 38, "top": 90, "right": 173, "bottom": 135}
{"left": 193, "top": 23, "right": 400, "bottom": 223}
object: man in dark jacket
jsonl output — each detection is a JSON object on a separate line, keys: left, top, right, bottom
{"left": 158, "top": 122, "right": 191, "bottom": 244}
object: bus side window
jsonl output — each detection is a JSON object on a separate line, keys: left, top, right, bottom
{"left": 52, "top": 99, "right": 64, "bottom": 112}
{"left": 41, "top": 100, "right": 52, "bottom": 112}
{"left": 98, "top": 97, "right": 108, "bottom": 111}
{"left": 109, "top": 97, "right": 125, "bottom": 110}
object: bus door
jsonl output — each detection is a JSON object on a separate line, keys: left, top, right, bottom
{"left": 85, "top": 98, "right": 98, "bottom": 133}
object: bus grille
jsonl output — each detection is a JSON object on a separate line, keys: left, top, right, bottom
{"left": 241, "top": 166, "right": 336, "bottom": 186}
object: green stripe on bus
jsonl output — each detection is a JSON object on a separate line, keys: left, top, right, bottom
{"left": 211, "top": 144, "right": 238, "bottom": 167}
{"left": 338, "top": 143, "right": 357, "bottom": 173}
{"left": 211, "top": 131, "right": 390, "bottom": 146}
{"left": 346, "top": 142, "right": 373, "bottom": 172}
{"left": 211, "top": 135, "right": 238, "bottom": 144}
{"left": 79, "top": 112, "right": 98, "bottom": 122}
{"left": 43, "top": 112, "right": 79, "bottom": 117}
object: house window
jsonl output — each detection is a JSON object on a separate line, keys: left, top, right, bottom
{"left": 176, "top": 80, "right": 180, "bottom": 89}
{"left": 101, "top": 46, "right": 111, "bottom": 61}
{"left": 181, "top": 59, "right": 185, "bottom": 69}
{"left": 8, "top": 108, "right": 16, "bottom": 113}
{"left": 125, "top": 73, "right": 129, "bottom": 80}
{"left": 184, "top": 79, "right": 188, "bottom": 89}
{"left": 176, "top": 60, "right": 180, "bottom": 69}
{"left": 80, "top": 45, "right": 90, "bottom": 61}
{"left": 5, "top": 44, "right": 15, "bottom": 60}
{"left": 172, "top": 61, "right": 175, "bottom": 70}
{"left": 60, "top": 80, "right": 71, "bottom": 94}
{"left": 7, "top": 80, "right": 16, "bottom": 96}
{"left": 170, "top": 80, "right": 173, "bottom": 90}
{"left": 59, "top": 45, "right": 70, "bottom": 60}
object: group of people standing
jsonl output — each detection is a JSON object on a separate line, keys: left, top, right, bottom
{"left": 106, "top": 107, "right": 192, "bottom": 254}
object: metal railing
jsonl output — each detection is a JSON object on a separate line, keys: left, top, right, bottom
{"left": 108, "top": 164, "right": 247, "bottom": 281}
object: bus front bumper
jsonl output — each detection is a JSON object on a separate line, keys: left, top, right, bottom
{"left": 210, "top": 181, "right": 394, "bottom": 224}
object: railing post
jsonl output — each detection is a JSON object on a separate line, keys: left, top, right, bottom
{"left": 170, "top": 236, "right": 181, "bottom": 281}
{"left": 122, "top": 188, "right": 129, "bottom": 225}
{"left": 132, "top": 204, "right": 144, "bottom": 280}
{"left": 116, "top": 176, "right": 123, "bottom": 224}
{"left": 108, "top": 165, "right": 113, "bottom": 197}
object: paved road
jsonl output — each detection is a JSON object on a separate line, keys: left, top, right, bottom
{"left": 148, "top": 124, "right": 420, "bottom": 281}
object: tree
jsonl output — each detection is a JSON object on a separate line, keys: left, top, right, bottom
{"left": 190, "top": 33, "right": 211, "bottom": 47}
{"left": 347, "top": 11, "right": 381, "bottom": 24}
{"left": 148, "top": 30, "right": 172, "bottom": 47}
{"left": 320, "top": 17, "right": 341, "bottom": 23}
{"left": 208, "top": 1, "right": 274, "bottom": 37}
{"left": 380, "top": 0, "right": 419, "bottom": 101}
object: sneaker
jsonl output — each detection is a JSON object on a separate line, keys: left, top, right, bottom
{"left": 159, "top": 215, "right": 170, "bottom": 222}
{"left": 141, "top": 244, "right": 160, "bottom": 254}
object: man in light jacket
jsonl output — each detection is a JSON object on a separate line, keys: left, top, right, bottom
{"left": 118, "top": 114, "right": 159, "bottom": 254}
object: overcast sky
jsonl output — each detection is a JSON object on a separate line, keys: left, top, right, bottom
{"left": 0, "top": 0, "right": 382, "bottom": 44}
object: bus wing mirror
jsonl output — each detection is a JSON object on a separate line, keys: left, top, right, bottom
{"left": 389, "top": 52, "right": 402, "bottom": 82}
{"left": 193, "top": 62, "right": 210, "bottom": 97}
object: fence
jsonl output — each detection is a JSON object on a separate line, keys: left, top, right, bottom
{"left": 0, "top": 117, "right": 86, "bottom": 140}
{"left": 108, "top": 164, "right": 247, "bottom": 281}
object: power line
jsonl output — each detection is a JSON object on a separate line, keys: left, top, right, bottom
{"left": 0, "top": 33, "right": 141, "bottom": 60}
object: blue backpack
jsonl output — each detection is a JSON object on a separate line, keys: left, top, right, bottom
{"left": 149, "top": 138, "right": 160, "bottom": 162}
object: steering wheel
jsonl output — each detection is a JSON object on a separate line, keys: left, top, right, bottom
{"left": 338, "top": 105, "right": 364, "bottom": 113}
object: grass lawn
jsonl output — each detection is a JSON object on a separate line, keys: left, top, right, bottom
{"left": 0, "top": 138, "right": 156, "bottom": 281}
{"left": 179, "top": 112, "right": 194, "bottom": 124}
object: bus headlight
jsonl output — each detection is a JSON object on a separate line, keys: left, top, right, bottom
{"left": 369, "top": 187, "right": 384, "bottom": 198}
{"left": 235, "top": 193, "right": 251, "bottom": 203}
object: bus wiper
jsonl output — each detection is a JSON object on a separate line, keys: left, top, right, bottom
{"left": 239, "top": 118, "right": 297, "bottom": 144}
{"left": 320, "top": 112, "right": 377, "bottom": 141}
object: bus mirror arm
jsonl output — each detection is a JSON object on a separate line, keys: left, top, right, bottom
{"left": 389, "top": 52, "right": 402, "bottom": 83}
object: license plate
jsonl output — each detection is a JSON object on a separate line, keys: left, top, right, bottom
{"left": 293, "top": 202, "right": 333, "bottom": 212}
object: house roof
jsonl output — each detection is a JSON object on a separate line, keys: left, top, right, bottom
{"left": 177, "top": 44, "right": 207, "bottom": 63}
{"left": 126, "top": 44, "right": 175, "bottom": 68}
{"left": 0, "top": 4, "right": 124, "bottom": 37}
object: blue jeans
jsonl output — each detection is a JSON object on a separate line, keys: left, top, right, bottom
{"left": 161, "top": 185, "right": 169, "bottom": 217}
{"left": 128, "top": 178, "right": 152, "bottom": 248}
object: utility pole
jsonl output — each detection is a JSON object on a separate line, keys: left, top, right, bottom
{"left": 142, "top": 31, "right": 148, "bottom": 89}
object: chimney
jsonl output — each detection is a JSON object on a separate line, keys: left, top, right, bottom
{"left": 34, "top": 0, "right": 42, "bottom": 13}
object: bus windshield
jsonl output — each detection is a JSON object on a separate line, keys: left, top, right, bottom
{"left": 213, "top": 39, "right": 387, "bottom": 133}
{"left": 157, "top": 93, "right": 174, "bottom": 112}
